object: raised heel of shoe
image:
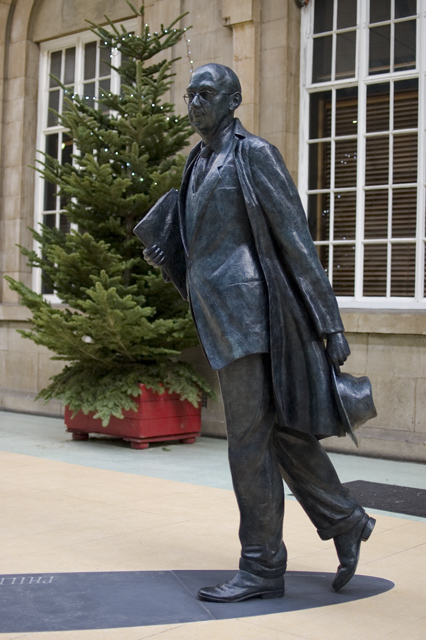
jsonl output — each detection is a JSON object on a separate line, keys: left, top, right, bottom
{"left": 361, "top": 516, "right": 376, "bottom": 542}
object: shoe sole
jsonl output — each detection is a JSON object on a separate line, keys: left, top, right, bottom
{"left": 198, "top": 588, "right": 285, "bottom": 603}
{"left": 361, "top": 516, "right": 376, "bottom": 541}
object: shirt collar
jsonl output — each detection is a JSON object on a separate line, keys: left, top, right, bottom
{"left": 202, "top": 120, "right": 235, "bottom": 155}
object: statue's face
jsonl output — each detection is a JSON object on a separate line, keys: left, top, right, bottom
{"left": 186, "top": 67, "right": 235, "bottom": 139}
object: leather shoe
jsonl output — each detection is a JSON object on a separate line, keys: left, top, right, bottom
{"left": 197, "top": 570, "right": 285, "bottom": 603}
{"left": 333, "top": 515, "right": 376, "bottom": 592}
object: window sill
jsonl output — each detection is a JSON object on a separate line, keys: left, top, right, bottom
{"left": 341, "top": 309, "right": 426, "bottom": 335}
{"left": 1, "top": 304, "right": 424, "bottom": 336}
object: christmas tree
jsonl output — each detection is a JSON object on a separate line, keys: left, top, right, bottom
{"left": 6, "top": 3, "right": 213, "bottom": 426}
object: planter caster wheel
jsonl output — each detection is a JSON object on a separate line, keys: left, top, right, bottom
{"left": 71, "top": 432, "right": 89, "bottom": 441}
{"left": 130, "top": 441, "right": 150, "bottom": 449}
{"left": 179, "top": 437, "right": 196, "bottom": 445}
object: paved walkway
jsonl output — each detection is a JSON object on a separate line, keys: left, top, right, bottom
{"left": 0, "top": 410, "right": 425, "bottom": 639}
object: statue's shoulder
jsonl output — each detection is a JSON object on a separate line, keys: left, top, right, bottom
{"left": 234, "top": 120, "right": 280, "bottom": 160}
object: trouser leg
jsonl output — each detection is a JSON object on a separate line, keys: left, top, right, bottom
{"left": 273, "top": 427, "right": 366, "bottom": 540}
{"left": 218, "top": 353, "right": 287, "bottom": 578}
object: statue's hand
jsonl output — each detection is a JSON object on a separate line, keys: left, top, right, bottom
{"left": 143, "top": 244, "right": 165, "bottom": 268}
{"left": 326, "top": 332, "right": 350, "bottom": 374}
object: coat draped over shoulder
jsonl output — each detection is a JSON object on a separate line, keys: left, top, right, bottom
{"left": 233, "top": 121, "right": 345, "bottom": 438}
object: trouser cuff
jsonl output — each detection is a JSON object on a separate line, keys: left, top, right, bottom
{"left": 239, "top": 557, "right": 287, "bottom": 578}
{"left": 317, "top": 508, "right": 367, "bottom": 541}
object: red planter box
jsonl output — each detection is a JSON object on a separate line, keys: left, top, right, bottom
{"left": 65, "top": 385, "right": 201, "bottom": 449}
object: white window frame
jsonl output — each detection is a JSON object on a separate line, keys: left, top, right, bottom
{"left": 34, "top": 21, "right": 137, "bottom": 300}
{"left": 299, "top": 0, "right": 426, "bottom": 309}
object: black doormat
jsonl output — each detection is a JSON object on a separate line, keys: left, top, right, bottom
{"left": 343, "top": 480, "right": 426, "bottom": 517}
{"left": 0, "top": 570, "right": 394, "bottom": 633}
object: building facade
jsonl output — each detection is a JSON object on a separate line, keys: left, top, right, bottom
{"left": 0, "top": 0, "right": 425, "bottom": 461}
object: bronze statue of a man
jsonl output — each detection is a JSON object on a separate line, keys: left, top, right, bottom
{"left": 144, "top": 63, "right": 375, "bottom": 603}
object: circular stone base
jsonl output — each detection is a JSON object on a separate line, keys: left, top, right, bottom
{"left": 0, "top": 570, "right": 394, "bottom": 633}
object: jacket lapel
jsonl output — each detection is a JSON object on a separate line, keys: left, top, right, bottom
{"left": 179, "top": 143, "right": 201, "bottom": 256}
{"left": 187, "top": 133, "right": 238, "bottom": 251}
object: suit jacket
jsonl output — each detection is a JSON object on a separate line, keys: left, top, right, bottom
{"left": 178, "top": 119, "right": 346, "bottom": 437}
{"left": 181, "top": 125, "right": 269, "bottom": 369}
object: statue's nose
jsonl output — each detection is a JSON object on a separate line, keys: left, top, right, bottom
{"left": 191, "top": 93, "right": 202, "bottom": 105}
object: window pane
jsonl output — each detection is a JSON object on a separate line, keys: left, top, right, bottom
{"left": 337, "top": 0, "right": 357, "bottom": 29}
{"left": 366, "top": 136, "right": 389, "bottom": 185}
{"left": 64, "top": 47, "right": 75, "bottom": 85}
{"left": 336, "top": 31, "right": 356, "bottom": 79}
{"left": 41, "top": 278, "right": 54, "bottom": 295}
{"left": 45, "top": 132, "right": 58, "bottom": 159}
{"left": 395, "top": 0, "right": 417, "bottom": 19}
{"left": 99, "top": 45, "right": 111, "bottom": 77}
{"left": 47, "top": 89, "right": 60, "bottom": 127}
{"left": 335, "top": 139, "right": 357, "bottom": 188}
{"left": 394, "top": 20, "right": 416, "bottom": 72}
{"left": 363, "top": 244, "right": 387, "bottom": 295}
{"left": 309, "top": 91, "right": 332, "bottom": 139}
{"left": 83, "top": 82, "right": 95, "bottom": 108}
{"left": 365, "top": 190, "right": 389, "bottom": 238}
{"left": 391, "top": 243, "right": 416, "bottom": 296}
{"left": 334, "top": 192, "right": 356, "bottom": 240}
{"left": 318, "top": 244, "right": 330, "bottom": 275}
{"left": 309, "top": 141, "right": 331, "bottom": 190}
{"left": 369, "top": 25, "right": 391, "bottom": 75}
{"left": 59, "top": 135, "right": 72, "bottom": 209}
{"left": 394, "top": 79, "right": 418, "bottom": 129}
{"left": 314, "top": 0, "right": 333, "bottom": 33}
{"left": 312, "top": 36, "right": 332, "bottom": 83}
{"left": 393, "top": 133, "right": 417, "bottom": 183}
{"left": 61, "top": 133, "right": 73, "bottom": 166}
{"left": 84, "top": 41, "right": 97, "bottom": 80}
{"left": 308, "top": 193, "right": 330, "bottom": 242}
{"left": 99, "top": 78, "right": 110, "bottom": 96}
{"left": 99, "top": 78, "right": 110, "bottom": 113}
{"left": 370, "top": 0, "right": 390, "bottom": 24}
{"left": 335, "top": 87, "right": 358, "bottom": 136}
{"left": 44, "top": 181, "right": 56, "bottom": 212}
{"left": 367, "top": 83, "right": 390, "bottom": 132}
{"left": 333, "top": 244, "right": 355, "bottom": 295}
{"left": 392, "top": 188, "right": 417, "bottom": 237}
{"left": 62, "top": 85, "right": 74, "bottom": 115}
{"left": 43, "top": 213, "right": 56, "bottom": 228}
{"left": 59, "top": 213, "right": 71, "bottom": 234}
{"left": 49, "top": 51, "right": 62, "bottom": 87}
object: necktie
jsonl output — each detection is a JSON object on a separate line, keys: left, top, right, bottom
{"left": 192, "top": 146, "right": 212, "bottom": 192}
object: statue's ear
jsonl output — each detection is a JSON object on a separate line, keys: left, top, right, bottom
{"left": 230, "top": 92, "right": 242, "bottom": 111}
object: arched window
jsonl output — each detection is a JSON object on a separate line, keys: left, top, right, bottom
{"left": 34, "top": 26, "right": 134, "bottom": 296}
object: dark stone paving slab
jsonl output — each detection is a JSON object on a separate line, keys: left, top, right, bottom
{"left": 343, "top": 480, "right": 426, "bottom": 517}
{"left": 0, "top": 570, "right": 394, "bottom": 633}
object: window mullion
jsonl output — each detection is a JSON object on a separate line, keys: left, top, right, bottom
{"left": 329, "top": 87, "right": 336, "bottom": 285}
{"left": 355, "top": 3, "right": 369, "bottom": 301}
{"left": 331, "top": 0, "right": 337, "bottom": 82}
{"left": 415, "top": 6, "right": 426, "bottom": 300}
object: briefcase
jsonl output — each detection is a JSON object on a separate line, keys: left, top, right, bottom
{"left": 133, "top": 189, "right": 187, "bottom": 300}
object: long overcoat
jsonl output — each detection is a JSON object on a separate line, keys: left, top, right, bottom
{"left": 177, "top": 119, "right": 346, "bottom": 438}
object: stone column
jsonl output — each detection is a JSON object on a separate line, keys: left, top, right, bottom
{"left": 0, "top": 0, "right": 39, "bottom": 303}
{"left": 222, "top": 0, "right": 260, "bottom": 135}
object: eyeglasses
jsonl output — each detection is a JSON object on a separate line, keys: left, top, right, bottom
{"left": 183, "top": 90, "right": 236, "bottom": 105}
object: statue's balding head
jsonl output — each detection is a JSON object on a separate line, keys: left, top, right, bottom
{"left": 191, "top": 63, "right": 241, "bottom": 95}
{"left": 186, "top": 64, "right": 242, "bottom": 143}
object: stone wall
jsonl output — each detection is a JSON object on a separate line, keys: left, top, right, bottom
{"left": 0, "top": 0, "right": 425, "bottom": 462}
